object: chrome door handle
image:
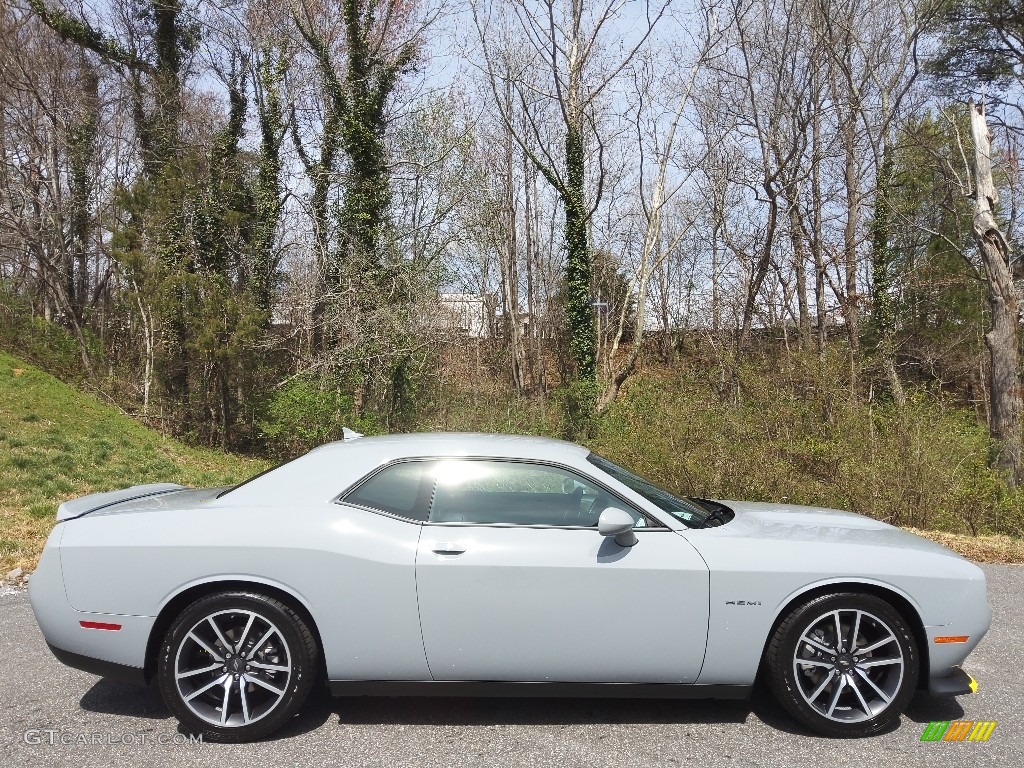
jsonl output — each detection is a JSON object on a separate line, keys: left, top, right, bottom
{"left": 431, "top": 543, "right": 466, "bottom": 556}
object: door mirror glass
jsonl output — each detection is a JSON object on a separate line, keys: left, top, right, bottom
{"left": 598, "top": 507, "right": 637, "bottom": 547}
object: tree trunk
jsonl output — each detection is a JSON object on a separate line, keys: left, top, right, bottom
{"left": 842, "top": 115, "right": 860, "bottom": 388}
{"left": 251, "top": 49, "right": 287, "bottom": 320}
{"left": 563, "top": 118, "right": 595, "bottom": 381}
{"left": 788, "top": 195, "right": 811, "bottom": 352}
{"left": 68, "top": 57, "right": 99, "bottom": 324}
{"left": 524, "top": 153, "right": 537, "bottom": 388}
{"left": 870, "top": 146, "right": 906, "bottom": 407}
{"left": 970, "top": 102, "right": 1022, "bottom": 485}
{"left": 811, "top": 69, "right": 827, "bottom": 358}
{"left": 739, "top": 184, "right": 779, "bottom": 348}
{"left": 501, "top": 167, "right": 525, "bottom": 391}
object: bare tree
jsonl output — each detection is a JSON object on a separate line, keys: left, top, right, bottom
{"left": 598, "top": 4, "right": 724, "bottom": 409}
{"left": 472, "top": 0, "right": 671, "bottom": 387}
{"left": 0, "top": 5, "right": 102, "bottom": 371}
{"left": 970, "top": 101, "right": 1022, "bottom": 484}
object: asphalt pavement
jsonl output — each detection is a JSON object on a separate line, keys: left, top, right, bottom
{"left": 1, "top": 565, "right": 1020, "bottom": 768}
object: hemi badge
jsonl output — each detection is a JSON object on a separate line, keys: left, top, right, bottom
{"left": 933, "top": 636, "right": 969, "bottom": 644}
{"left": 80, "top": 621, "right": 122, "bottom": 631}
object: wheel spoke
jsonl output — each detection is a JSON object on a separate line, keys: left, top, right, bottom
{"left": 826, "top": 675, "right": 846, "bottom": 717}
{"left": 856, "top": 635, "right": 895, "bottom": 655}
{"left": 244, "top": 674, "right": 285, "bottom": 696}
{"left": 833, "top": 611, "right": 844, "bottom": 651}
{"left": 176, "top": 662, "right": 222, "bottom": 680}
{"left": 806, "top": 669, "right": 837, "bottom": 702}
{"left": 219, "top": 678, "right": 232, "bottom": 725}
{"left": 207, "top": 616, "right": 233, "bottom": 654}
{"left": 850, "top": 611, "right": 863, "bottom": 652}
{"left": 796, "top": 658, "right": 833, "bottom": 669}
{"left": 847, "top": 673, "right": 873, "bottom": 717}
{"left": 237, "top": 613, "right": 256, "bottom": 652}
{"left": 799, "top": 634, "right": 835, "bottom": 655}
{"left": 854, "top": 667, "right": 893, "bottom": 704}
{"left": 859, "top": 656, "right": 902, "bottom": 668}
{"left": 248, "top": 661, "right": 290, "bottom": 673}
{"left": 184, "top": 674, "right": 228, "bottom": 702}
{"left": 187, "top": 631, "right": 224, "bottom": 662}
{"left": 240, "top": 681, "right": 251, "bottom": 724}
{"left": 247, "top": 627, "right": 278, "bottom": 659}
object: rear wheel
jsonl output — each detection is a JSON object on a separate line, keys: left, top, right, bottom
{"left": 157, "top": 591, "right": 318, "bottom": 742}
{"left": 766, "top": 593, "right": 919, "bottom": 737}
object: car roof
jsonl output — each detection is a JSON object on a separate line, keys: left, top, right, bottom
{"left": 310, "top": 432, "right": 589, "bottom": 461}
{"left": 219, "top": 432, "right": 592, "bottom": 506}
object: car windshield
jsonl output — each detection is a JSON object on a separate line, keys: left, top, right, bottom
{"left": 587, "top": 453, "right": 710, "bottom": 528}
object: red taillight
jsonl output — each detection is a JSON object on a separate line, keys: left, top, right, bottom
{"left": 79, "top": 621, "right": 122, "bottom": 631}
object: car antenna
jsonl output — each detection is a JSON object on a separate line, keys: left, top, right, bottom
{"left": 342, "top": 427, "right": 364, "bottom": 441}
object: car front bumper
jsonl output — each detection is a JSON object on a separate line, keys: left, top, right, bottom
{"left": 928, "top": 667, "right": 978, "bottom": 697}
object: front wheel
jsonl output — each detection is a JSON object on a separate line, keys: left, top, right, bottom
{"left": 765, "top": 593, "right": 919, "bottom": 737}
{"left": 157, "top": 591, "right": 318, "bottom": 742}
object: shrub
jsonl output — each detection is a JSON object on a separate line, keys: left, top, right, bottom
{"left": 258, "top": 377, "right": 382, "bottom": 457}
{"left": 587, "top": 356, "right": 1020, "bottom": 537}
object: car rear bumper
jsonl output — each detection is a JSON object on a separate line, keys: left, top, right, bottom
{"left": 46, "top": 643, "right": 148, "bottom": 686}
{"left": 29, "top": 525, "right": 155, "bottom": 677}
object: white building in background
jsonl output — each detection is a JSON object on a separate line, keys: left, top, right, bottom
{"left": 438, "top": 293, "right": 492, "bottom": 338}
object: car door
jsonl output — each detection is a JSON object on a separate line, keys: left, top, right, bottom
{"left": 414, "top": 458, "right": 710, "bottom": 683}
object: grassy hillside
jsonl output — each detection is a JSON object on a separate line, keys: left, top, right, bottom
{"left": 0, "top": 351, "right": 268, "bottom": 574}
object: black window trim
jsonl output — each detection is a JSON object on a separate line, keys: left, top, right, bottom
{"left": 335, "top": 457, "right": 437, "bottom": 523}
{"left": 335, "top": 456, "right": 670, "bottom": 531}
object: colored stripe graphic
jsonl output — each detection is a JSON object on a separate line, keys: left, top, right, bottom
{"left": 968, "top": 722, "right": 997, "bottom": 742}
{"left": 921, "top": 721, "right": 996, "bottom": 742}
{"left": 944, "top": 722, "right": 973, "bottom": 741}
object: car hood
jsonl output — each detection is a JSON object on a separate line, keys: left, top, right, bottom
{"left": 711, "top": 499, "right": 963, "bottom": 558}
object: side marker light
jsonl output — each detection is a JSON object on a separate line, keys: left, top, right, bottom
{"left": 79, "top": 621, "right": 122, "bottom": 631}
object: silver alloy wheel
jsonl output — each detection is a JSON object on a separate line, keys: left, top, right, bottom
{"left": 792, "top": 608, "right": 905, "bottom": 723}
{"left": 174, "top": 609, "right": 293, "bottom": 728}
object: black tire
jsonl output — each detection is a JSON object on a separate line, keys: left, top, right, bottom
{"left": 766, "top": 592, "right": 919, "bottom": 737}
{"left": 157, "top": 591, "right": 318, "bottom": 743}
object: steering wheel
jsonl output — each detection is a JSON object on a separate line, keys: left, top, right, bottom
{"left": 562, "top": 485, "right": 585, "bottom": 524}
{"left": 584, "top": 491, "right": 614, "bottom": 525}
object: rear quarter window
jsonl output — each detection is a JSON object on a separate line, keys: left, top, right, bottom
{"left": 341, "top": 461, "right": 433, "bottom": 521}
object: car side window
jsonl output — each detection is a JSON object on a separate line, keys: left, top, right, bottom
{"left": 343, "top": 461, "right": 434, "bottom": 522}
{"left": 428, "top": 459, "right": 648, "bottom": 528}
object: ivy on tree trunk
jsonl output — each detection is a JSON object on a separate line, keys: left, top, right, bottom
{"left": 563, "top": 121, "right": 596, "bottom": 381}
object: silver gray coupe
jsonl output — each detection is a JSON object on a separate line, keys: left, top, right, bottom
{"left": 29, "top": 432, "right": 990, "bottom": 741}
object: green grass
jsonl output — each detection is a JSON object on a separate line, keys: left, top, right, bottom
{"left": 0, "top": 351, "right": 268, "bottom": 574}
